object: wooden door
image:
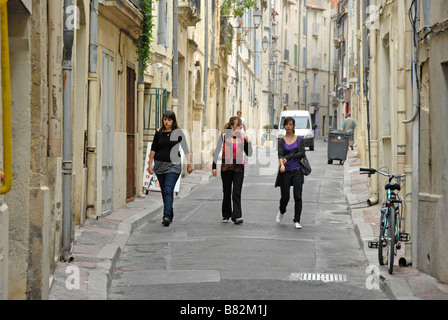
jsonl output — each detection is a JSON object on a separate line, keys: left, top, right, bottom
{"left": 126, "top": 67, "right": 136, "bottom": 202}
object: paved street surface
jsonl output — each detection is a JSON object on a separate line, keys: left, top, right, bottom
{"left": 109, "top": 138, "right": 387, "bottom": 300}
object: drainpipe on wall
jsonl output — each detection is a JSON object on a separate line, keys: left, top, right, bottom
{"left": 328, "top": 14, "right": 332, "bottom": 137}
{"left": 403, "top": 0, "right": 421, "bottom": 266}
{"left": 397, "top": 0, "right": 411, "bottom": 266}
{"left": 203, "top": 0, "right": 208, "bottom": 128}
{"left": 86, "top": 0, "right": 99, "bottom": 219}
{"left": 269, "top": 0, "right": 273, "bottom": 126}
{"left": 397, "top": 0, "right": 407, "bottom": 177}
{"left": 367, "top": 0, "right": 379, "bottom": 206}
{"left": 363, "top": 0, "right": 372, "bottom": 170}
{"left": 0, "top": 0, "right": 11, "bottom": 300}
{"left": 137, "top": 62, "right": 145, "bottom": 197}
{"left": 173, "top": 0, "right": 178, "bottom": 101}
{"left": 0, "top": 0, "right": 12, "bottom": 195}
{"left": 304, "top": 6, "right": 309, "bottom": 114}
{"left": 172, "top": 0, "right": 179, "bottom": 119}
{"left": 62, "top": 0, "right": 75, "bottom": 262}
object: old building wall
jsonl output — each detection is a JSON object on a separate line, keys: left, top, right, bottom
{"left": 416, "top": 13, "right": 448, "bottom": 282}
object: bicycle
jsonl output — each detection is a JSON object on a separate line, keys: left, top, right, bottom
{"left": 359, "top": 167, "right": 410, "bottom": 274}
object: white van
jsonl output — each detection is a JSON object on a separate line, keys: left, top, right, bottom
{"left": 275, "top": 110, "right": 317, "bottom": 151}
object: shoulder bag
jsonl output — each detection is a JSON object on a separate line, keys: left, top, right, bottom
{"left": 299, "top": 137, "right": 311, "bottom": 176}
{"left": 300, "top": 155, "right": 312, "bottom": 176}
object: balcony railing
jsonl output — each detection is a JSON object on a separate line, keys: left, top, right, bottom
{"left": 283, "top": 93, "right": 289, "bottom": 106}
{"left": 179, "top": 0, "right": 201, "bottom": 26}
{"left": 284, "top": 49, "right": 289, "bottom": 61}
{"left": 100, "top": 0, "right": 144, "bottom": 38}
{"left": 129, "top": 0, "right": 143, "bottom": 10}
{"left": 307, "top": 0, "right": 324, "bottom": 7}
{"left": 312, "top": 23, "right": 320, "bottom": 37}
{"left": 310, "top": 57, "right": 321, "bottom": 70}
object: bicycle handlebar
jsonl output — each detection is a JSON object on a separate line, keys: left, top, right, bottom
{"left": 359, "top": 167, "right": 406, "bottom": 179}
{"left": 360, "top": 167, "right": 376, "bottom": 174}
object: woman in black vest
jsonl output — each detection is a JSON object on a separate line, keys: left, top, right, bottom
{"left": 212, "top": 116, "right": 252, "bottom": 224}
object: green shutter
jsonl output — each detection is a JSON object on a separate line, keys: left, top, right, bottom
{"left": 294, "top": 45, "right": 298, "bottom": 66}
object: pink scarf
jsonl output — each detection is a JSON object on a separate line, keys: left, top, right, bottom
{"left": 223, "top": 135, "right": 245, "bottom": 165}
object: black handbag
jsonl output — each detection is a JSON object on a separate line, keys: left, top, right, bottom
{"left": 300, "top": 155, "right": 312, "bottom": 176}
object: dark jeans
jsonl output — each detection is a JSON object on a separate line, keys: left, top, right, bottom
{"left": 156, "top": 172, "right": 180, "bottom": 221}
{"left": 221, "top": 169, "right": 244, "bottom": 221}
{"left": 278, "top": 169, "right": 304, "bottom": 222}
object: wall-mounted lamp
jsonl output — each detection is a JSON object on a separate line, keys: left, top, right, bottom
{"left": 253, "top": 36, "right": 269, "bottom": 54}
{"left": 236, "top": 10, "right": 262, "bottom": 30}
{"left": 154, "top": 63, "right": 164, "bottom": 87}
{"left": 279, "top": 63, "right": 285, "bottom": 74}
{"left": 262, "top": 36, "right": 269, "bottom": 51}
{"left": 253, "top": 10, "right": 262, "bottom": 29}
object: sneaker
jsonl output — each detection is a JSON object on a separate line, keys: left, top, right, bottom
{"left": 222, "top": 218, "right": 230, "bottom": 223}
{"left": 276, "top": 211, "right": 284, "bottom": 224}
{"left": 234, "top": 218, "right": 244, "bottom": 225}
{"left": 162, "top": 219, "right": 171, "bottom": 227}
{"left": 294, "top": 222, "right": 302, "bottom": 229}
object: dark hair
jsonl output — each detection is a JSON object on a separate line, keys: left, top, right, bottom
{"left": 224, "top": 116, "right": 242, "bottom": 131}
{"left": 283, "top": 116, "right": 295, "bottom": 127}
{"left": 161, "top": 110, "right": 179, "bottom": 131}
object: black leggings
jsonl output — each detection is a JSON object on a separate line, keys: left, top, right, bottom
{"left": 278, "top": 170, "right": 304, "bottom": 222}
{"left": 221, "top": 169, "right": 244, "bottom": 221}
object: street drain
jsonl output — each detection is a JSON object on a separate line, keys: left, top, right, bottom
{"left": 289, "top": 273, "right": 347, "bottom": 283}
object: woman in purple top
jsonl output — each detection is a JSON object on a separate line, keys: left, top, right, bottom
{"left": 275, "top": 117, "right": 306, "bottom": 229}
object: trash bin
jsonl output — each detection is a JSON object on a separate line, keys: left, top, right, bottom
{"left": 327, "top": 130, "right": 350, "bottom": 165}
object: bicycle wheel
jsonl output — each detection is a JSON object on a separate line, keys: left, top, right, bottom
{"left": 387, "top": 206, "right": 397, "bottom": 274}
{"left": 378, "top": 208, "right": 388, "bottom": 266}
